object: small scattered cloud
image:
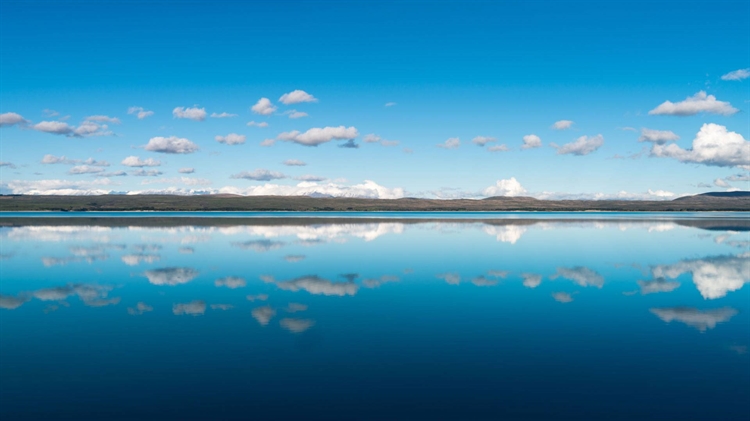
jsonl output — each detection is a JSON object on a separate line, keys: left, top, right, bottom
{"left": 85, "top": 115, "right": 120, "bottom": 124}
{"left": 551, "top": 134, "right": 604, "bottom": 156}
{"left": 251, "top": 305, "right": 276, "bottom": 325}
{"left": 144, "top": 136, "right": 199, "bottom": 154}
{"left": 280, "top": 318, "right": 315, "bottom": 333}
{"left": 639, "top": 128, "right": 680, "bottom": 144}
{"left": 483, "top": 177, "right": 526, "bottom": 197}
{"left": 488, "top": 144, "right": 509, "bottom": 152}
{"left": 472, "top": 136, "right": 496, "bottom": 146}
{"left": 173, "top": 300, "right": 206, "bottom": 316}
{"left": 283, "top": 159, "right": 306, "bottom": 166}
{"left": 552, "top": 266, "right": 604, "bottom": 288}
{"left": 552, "top": 292, "right": 574, "bottom": 303}
{"left": 649, "top": 123, "right": 749, "bottom": 168}
{"left": 721, "top": 68, "right": 750, "bottom": 81}
{"left": 32, "top": 120, "right": 112, "bottom": 137}
{"left": 121, "top": 156, "right": 161, "bottom": 167}
{"left": 638, "top": 278, "right": 680, "bottom": 295}
{"left": 284, "top": 255, "right": 306, "bottom": 262}
{"left": 246, "top": 294, "right": 269, "bottom": 302}
{"left": 648, "top": 91, "right": 738, "bottom": 116}
{"left": 251, "top": 98, "right": 277, "bottom": 115}
{"left": 173, "top": 106, "right": 207, "bottom": 121}
{"left": 0, "top": 161, "right": 17, "bottom": 169}
{"left": 179, "top": 167, "right": 195, "bottom": 174}
{"left": 247, "top": 121, "right": 269, "bottom": 127}
{"left": 279, "top": 90, "right": 317, "bottom": 105}
{"left": 650, "top": 307, "right": 738, "bottom": 332}
{"left": 295, "top": 174, "right": 327, "bottom": 182}
{"left": 384, "top": 102, "right": 396, "bottom": 107}
{"left": 127, "top": 302, "right": 153, "bottom": 315}
{"left": 278, "top": 126, "right": 359, "bottom": 147}
{"left": 127, "top": 106, "right": 154, "bottom": 119}
{"left": 714, "top": 178, "right": 730, "bottom": 187}
{"left": 522, "top": 273, "right": 542, "bottom": 288}
{"left": 521, "top": 134, "right": 542, "bottom": 150}
{"left": 232, "top": 239, "right": 286, "bottom": 252}
{"left": 68, "top": 165, "right": 106, "bottom": 175}
{"left": 338, "top": 139, "right": 359, "bottom": 148}
{"left": 142, "top": 267, "right": 199, "bottom": 286}
{"left": 215, "top": 276, "right": 246, "bottom": 289}
{"left": 0, "top": 112, "right": 28, "bottom": 127}
{"left": 552, "top": 120, "right": 573, "bottom": 130}
{"left": 231, "top": 169, "right": 286, "bottom": 181}
{"left": 284, "top": 110, "right": 308, "bottom": 119}
{"left": 215, "top": 133, "right": 246, "bottom": 145}
{"left": 437, "top": 137, "right": 460, "bottom": 149}
{"left": 210, "top": 112, "right": 237, "bottom": 118}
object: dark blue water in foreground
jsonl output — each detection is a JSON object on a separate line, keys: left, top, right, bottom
{"left": 1, "top": 215, "right": 748, "bottom": 420}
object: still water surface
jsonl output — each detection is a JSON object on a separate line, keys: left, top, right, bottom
{"left": 1, "top": 214, "right": 748, "bottom": 420}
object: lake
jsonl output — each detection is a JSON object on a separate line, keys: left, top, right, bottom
{"left": 1, "top": 213, "right": 748, "bottom": 420}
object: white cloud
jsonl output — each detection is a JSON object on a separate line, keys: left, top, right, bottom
{"left": 246, "top": 294, "right": 269, "bottom": 302}
{"left": 552, "top": 266, "right": 604, "bottom": 288}
{"left": 69, "top": 165, "right": 106, "bottom": 175}
{"left": 251, "top": 305, "right": 276, "bottom": 325}
{"left": 279, "top": 89, "right": 317, "bottom": 105}
{"left": 42, "top": 155, "right": 76, "bottom": 165}
{"left": 295, "top": 175, "right": 326, "bottom": 182}
{"left": 144, "top": 136, "right": 199, "bottom": 154}
{"left": 280, "top": 318, "right": 315, "bottom": 333}
{"left": 143, "top": 267, "right": 199, "bottom": 286}
{"left": 639, "top": 128, "right": 680, "bottom": 144}
{"left": 172, "top": 106, "right": 207, "bottom": 121}
{"left": 0, "top": 295, "right": 28, "bottom": 309}
{"left": 721, "top": 68, "right": 750, "bottom": 81}
{"left": 384, "top": 102, "right": 396, "bottom": 107}
{"left": 0, "top": 161, "right": 17, "bottom": 169}
{"left": 648, "top": 91, "right": 738, "bottom": 116}
{"left": 3, "top": 178, "right": 115, "bottom": 195}
{"left": 140, "top": 176, "right": 210, "bottom": 186}
{"left": 210, "top": 112, "right": 237, "bottom": 118}
{"left": 638, "top": 279, "right": 680, "bottom": 295}
{"left": 121, "top": 156, "right": 161, "bottom": 167}
{"left": 278, "top": 126, "right": 359, "bottom": 147}
{"left": 487, "top": 144, "right": 510, "bottom": 152}
{"left": 437, "top": 137, "right": 460, "bottom": 149}
{"left": 714, "top": 178, "right": 730, "bottom": 187}
{"left": 133, "top": 169, "right": 161, "bottom": 177}
{"left": 283, "top": 159, "right": 306, "bottom": 166}
{"left": 85, "top": 115, "right": 121, "bottom": 124}
{"left": 482, "top": 225, "right": 527, "bottom": 244}
{"left": 727, "top": 173, "right": 750, "bottom": 182}
{"left": 31, "top": 121, "right": 74, "bottom": 136}
{"left": 231, "top": 169, "right": 286, "bottom": 181}
{"left": 218, "top": 179, "right": 404, "bottom": 199}
{"left": 127, "top": 106, "right": 154, "bottom": 119}
{"left": 247, "top": 121, "right": 269, "bottom": 127}
{"left": 215, "top": 276, "right": 246, "bottom": 289}
{"left": 650, "top": 307, "right": 738, "bottom": 332}
{"left": 651, "top": 254, "right": 749, "bottom": 300}
{"left": 287, "top": 110, "right": 308, "bottom": 119}
{"left": 552, "top": 120, "right": 573, "bottom": 130}
{"left": 522, "top": 273, "right": 542, "bottom": 288}
{"left": 650, "top": 123, "right": 749, "bottom": 168}
{"left": 521, "top": 134, "right": 542, "bottom": 150}
{"left": 0, "top": 112, "right": 28, "bottom": 127}
{"left": 472, "top": 136, "right": 496, "bottom": 146}
{"left": 552, "top": 134, "right": 604, "bottom": 156}
{"left": 363, "top": 134, "right": 398, "bottom": 147}
{"left": 127, "top": 302, "right": 153, "bottom": 315}
{"left": 179, "top": 167, "right": 195, "bottom": 174}
{"left": 215, "top": 133, "right": 246, "bottom": 145}
{"left": 552, "top": 292, "right": 574, "bottom": 303}
{"left": 251, "top": 98, "right": 277, "bottom": 115}
{"left": 483, "top": 177, "right": 527, "bottom": 197}
{"left": 122, "top": 254, "right": 160, "bottom": 266}
{"left": 272, "top": 275, "right": 359, "bottom": 296}
{"left": 173, "top": 300, "right": 206, "bottom": 316}
{"left": 647, "top": 189, "right": 676, "bottom": 198}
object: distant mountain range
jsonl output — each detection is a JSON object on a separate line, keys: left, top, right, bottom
{"left": 1, "top": 192, "right": 748, "bottom": 212}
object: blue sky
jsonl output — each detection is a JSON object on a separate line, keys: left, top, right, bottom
{"left": 1, "top": 0, "right": 748, "bottom": 199}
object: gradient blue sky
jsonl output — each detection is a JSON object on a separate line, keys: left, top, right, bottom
{"left": 1, "top": 0, "right": 748, "bottom": 199}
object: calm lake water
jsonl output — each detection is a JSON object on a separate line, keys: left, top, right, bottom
{"left": 1, "top": 213, "right": 748, "bottom": 420}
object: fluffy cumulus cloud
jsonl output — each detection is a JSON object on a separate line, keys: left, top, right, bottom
{"left": 721, "top": 68, "right": 750, "bottom": 81}
{"left": 231, "top": 169, "right": 287, "bottom": 181}
{"left": 251, "top": 98, "right": 277, "bottom": 115}
{"left": 144, "top": 136, "right": 199, "bottom": 154}
{"left": 252, "top": 305, "right": 276, "bottom": 325}
{"left": 552, "top": 292, "right": 574, "bottom": 303}
{"left": 552, "top": 120, "right": 573, "bottom": 130}
{"left": 36, "top": 122, "right": 71, "bottom": 136}
{"left": 278, "top": 126, "right": 359, "bottom": 147}
{"left": 219, "top": 179, "right": 404, "bottom": 199}
{"left": 651, "top": 254, "right": 749, "bottom": 300}
{"left": 639, "top": 128, "right": 680, "bottom": 144}
{"left": 127, "top": 106, "right": 154, "bottom": 119}
{"left": 142, "top": 267, "right": 199, "bottom": 286}
{"left": 437, "top": 137, "right": 460, "bottom": 149}
{"left": 279, "top": 89, "right": 318, "bottom": 105}
{"left": 172, "top": 106, "right": 207, "bottom": 121}
{"left": 650, "top": 123, "right": 749, "bottom": 168}
{"left": 483, "top": 177, "right": 527, "bottom": 197}
{"left": 31, "top": 120, "right": 112, "bottom": 137}
{"left": 121, "top": 156, "right": 161, "bottom": 167}
{"left": 0, "top": 112, "right": 28, "bottom": 127}
{"left": 521, "top": 134, "right": 542, "bottom": 150}
{"left": 552, "top": 134, "right": 604, "bottom": 156}
{"left": 215, "top": 133, "right": 246, "bottom": 145}
{"left": 650, "top": 307, "right": 738, "bottom": 332}
{"left": 42, "top": 155, "right": 109, "bottom": 166}
{"left": 472, "top": 136, "right": 496, "bottom": 146}
{"left": 649, "top": 91, "right": 738, "bottom": 116}
{"left": 215, "top": 276, "right": 246, "bottom": 289}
